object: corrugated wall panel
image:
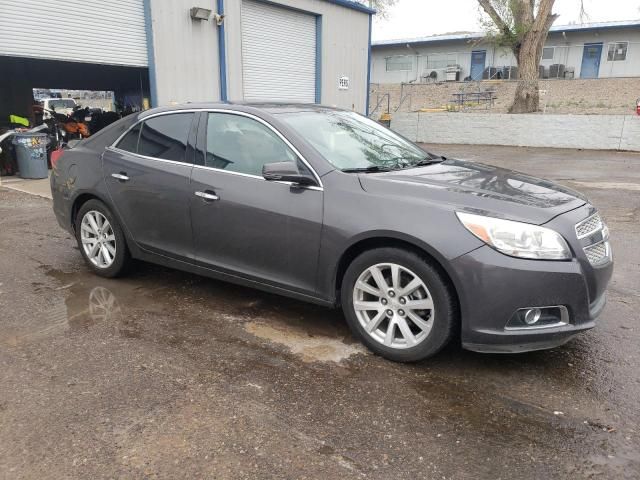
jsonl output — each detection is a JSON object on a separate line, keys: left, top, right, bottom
{"left": 241, "top": 0, "right": 316, "bottom": 102}
{"left": 0, "top": 0, "right": 148, "bottom": 66}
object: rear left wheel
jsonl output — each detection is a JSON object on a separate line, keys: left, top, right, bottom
{"left": 341, "top": 247, "right": 457, "bottom": 362}
{"left": 75, "top": 199, "right": 130, "bottom": 278}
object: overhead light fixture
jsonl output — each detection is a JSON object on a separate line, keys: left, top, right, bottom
{"left": 190, "top": 7, "right": 211, "bottom": 21}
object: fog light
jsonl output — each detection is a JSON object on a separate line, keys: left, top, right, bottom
{"left": 506, "top": 306, "right": 569, "bottom": 330}
{"left": 523, "top": 308, "right": 542, "bottom": 325}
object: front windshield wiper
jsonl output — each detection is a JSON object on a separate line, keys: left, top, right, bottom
{"left": 341, "top": 166, "right": 394, "bottom": 173}
{"left": 402, "top": 155, "right": 447, "bottom": 169}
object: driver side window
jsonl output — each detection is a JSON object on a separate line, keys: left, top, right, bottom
{"left": 203, "top": 113, "right": 297, "bottom": 176}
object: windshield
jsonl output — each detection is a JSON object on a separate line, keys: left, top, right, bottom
{"left": 278, "top": 110, "right": 432, "bottom": 170}
{"left": 49, "top": 99, "right": 76, "bottom": 110}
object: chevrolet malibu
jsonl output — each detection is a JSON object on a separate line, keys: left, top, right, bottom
{"left": 51, "top": 103, "right": 613, "bottom": 362}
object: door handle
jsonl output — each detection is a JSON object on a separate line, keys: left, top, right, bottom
{"left": 111, "top": 172, "right": 129, "bottom": 181}
{"left": 195, "top": 190, "right": 219, "bottom": 201}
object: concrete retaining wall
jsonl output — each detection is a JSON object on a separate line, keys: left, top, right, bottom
{"left": 391, "top": 113, "right": 640, "bottom": 151}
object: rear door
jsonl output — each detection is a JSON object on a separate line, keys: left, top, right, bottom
{"left": 189, "top": 111, "right": 323, "bottom": 294}
{"left": 103, "top": 112, "right": 197, "bottom": 260}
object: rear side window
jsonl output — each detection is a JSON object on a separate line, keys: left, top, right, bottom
{"left": 137, "top": 113, "right": 194, "bottom": 162}
{"left": 116, "top": 123, "right": 141, "bottom": 153}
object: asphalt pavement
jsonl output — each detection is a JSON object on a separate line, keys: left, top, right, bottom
{"left": 1, "top": 144, "right": 639, "bottom": 479}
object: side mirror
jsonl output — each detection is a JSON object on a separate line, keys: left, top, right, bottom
{"left": 262, "top": 161, "right": 316, "bottom": 186}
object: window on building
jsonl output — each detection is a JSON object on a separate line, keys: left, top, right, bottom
{"left": 607, "top": 42, "right": 628, "bottom": 61}
{"left": 385, "top": 56, "right": 412, "bottom": 71}
{"left": 204, "top": 113, "right": 297, "bottom": 176}
{"left": 542, "top": 47, "right": 555, "bottom": 60}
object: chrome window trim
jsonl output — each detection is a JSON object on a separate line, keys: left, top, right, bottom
{"left": 191, "top": 163, "right": 323, "bottom": 192}
{"left": 104, "top": 147, "right": 193, "bottom": 168}
{"left": 575, "top": 212, "right": 603, "bottom": 239}
{"left": 110, "top": 108, "right": 324, "bottom": 189}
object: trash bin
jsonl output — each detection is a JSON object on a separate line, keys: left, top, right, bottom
{"left": 12, "top": 133, "right": 48, "bottom": 179}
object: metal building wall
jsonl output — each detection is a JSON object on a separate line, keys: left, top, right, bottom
{"left": 147, "top": 0, "right": 221, "bottom": 106}
{"left": 224, "top": 0, "right": 371, "bottom": 113}
{"left": 147, "top": 0, "right": 370, "bottom": 112}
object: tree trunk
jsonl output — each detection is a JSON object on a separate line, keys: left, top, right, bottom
{"left": 508, "top": 2, "right": 558, "bottom": 113}
{"left": 509, "top": 42, "right": 541, "bottom": 113}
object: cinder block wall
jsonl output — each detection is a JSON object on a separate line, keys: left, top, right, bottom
{"left": 391, "top": 112, "right": 640, "bottom": 151}
{"left": 370, "top": 78, "right": 640, "bottom": 116}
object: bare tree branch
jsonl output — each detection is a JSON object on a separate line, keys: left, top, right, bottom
{"left": 478, "top": 0, "right": 512, "bottom": 36}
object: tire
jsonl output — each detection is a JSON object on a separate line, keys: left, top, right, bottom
{"left": 75, "top": 199, "right": 130, "bottom": 278}
{"left": 341, "top": 247, "right": 457, "bottom": 362}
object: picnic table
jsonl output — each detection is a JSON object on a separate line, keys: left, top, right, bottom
{"left": 450, "top": 90, "right": 497, "bottom": 110}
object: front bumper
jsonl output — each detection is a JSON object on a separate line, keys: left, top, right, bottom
{"left": 450, "top": 242, "right": 613, "bottom": 354}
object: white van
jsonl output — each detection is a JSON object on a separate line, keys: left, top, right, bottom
{"left": 42, "top": 98, "right": 77, "bottom": 119}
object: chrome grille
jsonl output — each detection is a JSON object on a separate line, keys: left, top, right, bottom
{"left": 584, "top": 242, "right": 610, "bottom": 266}
{"left": 575, "top": 213, "right": 603, "bottom": 239}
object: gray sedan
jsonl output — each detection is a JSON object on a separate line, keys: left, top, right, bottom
{"left": 51, "top": 103, "right": 613, "bottom": 362}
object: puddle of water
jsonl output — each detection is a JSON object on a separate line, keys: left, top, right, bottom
{"left": 245, "top": 320, "right": 367, "bottom": 363}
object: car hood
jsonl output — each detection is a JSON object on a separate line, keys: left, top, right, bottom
{"left": 358, "top": 159, "right": 587, "bottom": 225}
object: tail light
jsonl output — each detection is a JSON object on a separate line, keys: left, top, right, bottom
{"left": 51, "top": 148, "right": 64, "bottom": 169}
{"left": 636, "top": 98, "right": 640, "bottom": 116}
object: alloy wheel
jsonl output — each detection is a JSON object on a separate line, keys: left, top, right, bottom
{"left": 352, "top": 263, "right": 435, "bottom": 349}
{"left": 80, "top": 210, "right": 116, "bottom": 269}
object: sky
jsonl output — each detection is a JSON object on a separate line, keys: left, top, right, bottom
{"left": 372, "top": 0, "right": 640, "bottom": 41}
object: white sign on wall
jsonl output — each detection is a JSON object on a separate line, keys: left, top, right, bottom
{"left": 338, "top": 76, "right": 350, "bottom": 90}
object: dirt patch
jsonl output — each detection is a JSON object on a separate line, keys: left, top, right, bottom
{"left": 245, "top": 320, "right": 367, "bottom": 363}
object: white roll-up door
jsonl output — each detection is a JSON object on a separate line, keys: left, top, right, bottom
{"left": 241, "top": 0, "right": 316, "bottom": 103}
{"left": 0, "top": 0, "right": 148, "bottom": 67}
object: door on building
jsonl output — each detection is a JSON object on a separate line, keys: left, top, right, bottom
{"left": 470, "top": 50, "right": 486, "bottom": 80}
{"left": 580, "top": 43, "right": 603, "bottom": 79}
{"left": 190, "top": 111, "right": 323, "bottom": 294}
{"left": 241, "top": 0, "right": 317, "bottom": 103}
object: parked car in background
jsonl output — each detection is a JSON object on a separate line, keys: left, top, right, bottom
{"left": 42, "top": 98, "right": 77, "bottom": 120}
{"left": 50, "top": 103, "right": 613, "bottom": 362}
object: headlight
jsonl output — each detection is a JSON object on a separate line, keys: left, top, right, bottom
{"left": 456, "top": 212, "right": 571, "bottom": 260}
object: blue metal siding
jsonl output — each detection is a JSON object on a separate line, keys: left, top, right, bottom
{"left": 366, "top": 12, "right": 372, "bottom": 115}
{"left": 325, "top": 0, "right": 375, "bottom": 14}
{"left": 143, "top": 0, "right": 158, "bottom": 106}
{"left": 315, "top": 15, "right": 322, "bottom": 103}
{"left": 217, "top": 0, "right": 228, "bottom": 101}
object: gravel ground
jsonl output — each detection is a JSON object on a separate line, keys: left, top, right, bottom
{"left": 1, "top": 144, "right": 639, "bottom": 479}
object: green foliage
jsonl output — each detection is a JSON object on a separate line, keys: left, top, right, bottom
{"left": 478, "top": 0, "right": 533, "bottom": 51}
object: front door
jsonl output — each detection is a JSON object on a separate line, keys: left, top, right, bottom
{"left": 580, "top": 43, "right": 603, "bottom": 79}
{"left": 103, "top": 112, "right": 197, "bottom": 260}
{"left": 470, "top": 50, "right": 486, "bottom": 80}
{"left": 190, "top": 111, "right": 323, "bottom": 295}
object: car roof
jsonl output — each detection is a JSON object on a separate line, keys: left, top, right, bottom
{"left": 138, "top": 102, "right": 345, "bottom": 119}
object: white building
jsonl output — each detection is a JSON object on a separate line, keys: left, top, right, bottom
{"left": 0, "top": 0, "right": 374, "bottom": 123}
{"left": 371, "top": 20, "right": 640, "bottom": 84}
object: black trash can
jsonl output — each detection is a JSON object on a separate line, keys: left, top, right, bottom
{"left": 12, "top": 133, "right": 48, "bottom": 179}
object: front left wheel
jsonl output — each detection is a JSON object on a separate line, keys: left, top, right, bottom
{"left": 341, "top": 247, "right": 457, "bottom": 362}
{"left": 75, "top": 199, "right": 130, "bottom": 278}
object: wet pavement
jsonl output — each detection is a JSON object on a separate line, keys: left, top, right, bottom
{"left": 1, "top": 144, "right": 639, "bottom": 479}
